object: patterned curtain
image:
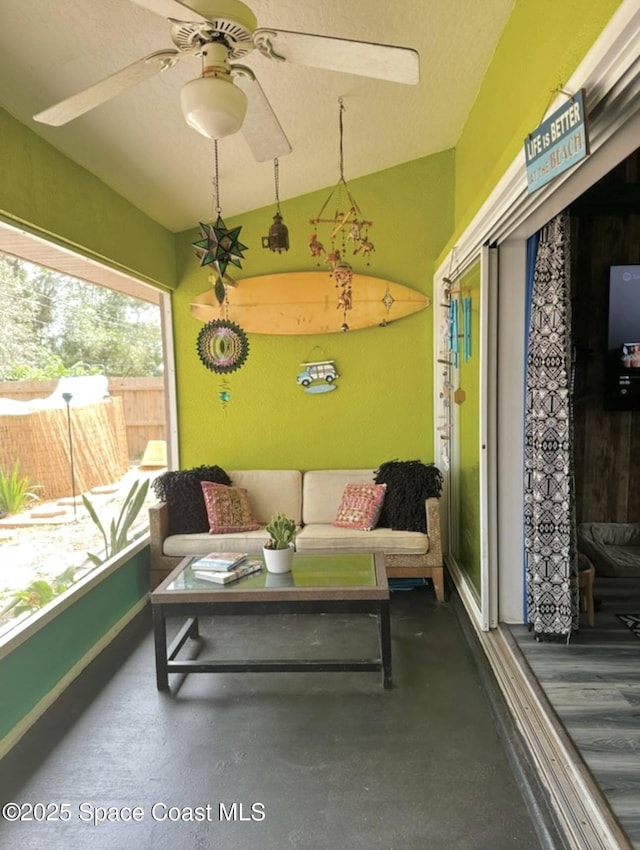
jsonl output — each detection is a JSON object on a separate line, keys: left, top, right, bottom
{"left": 523, "top": 212, "right": 578, "bottom": 640}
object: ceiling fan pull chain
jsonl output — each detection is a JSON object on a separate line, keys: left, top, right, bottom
{"left": 338, "top": 97, "right": 345, "bottom": 183}
{"left": 274, "top": 157, "right": 281, "bottom": 215}
{"left": 212, "top": 138, "right": 222, "bottom": 218}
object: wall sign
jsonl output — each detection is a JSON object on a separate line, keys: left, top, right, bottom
{"left": 524, "top": 89, "right": 589, "bottom": 193}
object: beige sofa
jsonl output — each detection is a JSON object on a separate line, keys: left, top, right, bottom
{"left": 149, "top": 468, "right": 444, "bottom": 601}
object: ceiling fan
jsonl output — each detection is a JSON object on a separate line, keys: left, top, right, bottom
{"left": 33, "top": 0, "right": 420, "bottom": 162}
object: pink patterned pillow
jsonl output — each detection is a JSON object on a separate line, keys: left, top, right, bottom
{"left": 333, "top": 483, "right": 387, "bottom": 531}
{"left": 201, "top": 482, "right": 260, "bottom": 534}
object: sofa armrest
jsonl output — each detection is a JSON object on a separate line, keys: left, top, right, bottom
{"left": 149, "top": 500, "right": 169, "bottom": 545}
{"left": 383, "top": 496, "right": 444, "bottom": 601}
{"left": 425, "top": 497, "right": 442, "bottom": 559}
{"left": 148, "top": 501, "right": 185, "bottom": 588}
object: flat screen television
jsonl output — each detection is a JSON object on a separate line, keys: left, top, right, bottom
{"left": 605, "top": 264, "right": 640, "bottom": 410}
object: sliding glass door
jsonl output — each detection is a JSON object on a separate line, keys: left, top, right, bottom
{"left": 437, "top": 247, "right": 497, "bottom": 629}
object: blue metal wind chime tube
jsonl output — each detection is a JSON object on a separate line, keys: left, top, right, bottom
{"left": 462, "top": 296, "right": 472, "bottom": 362}
{"left": 449, "top": 300, "right": 459, "bottom": 368}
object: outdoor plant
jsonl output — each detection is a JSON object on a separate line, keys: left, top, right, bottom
{"left": 83, "top": 478, "right": 150, "bottom": 566}
{"left": 0, "top": 568, "right": 76, "bottom": 622}
{"left": 0, "top": 461, "right": 40, "bottom": 515}
{"left": 264, "top": 513, "right": 297, "bottom": 550}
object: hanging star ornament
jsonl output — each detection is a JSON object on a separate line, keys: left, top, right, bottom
{"left": 192, "top": 215, "right": 248, "bottom": 279}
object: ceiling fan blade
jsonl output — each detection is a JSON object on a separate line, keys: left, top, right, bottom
{"left": 233, "top": 72, "right": 292, "bottom": 162}
{"left": 127, "top": 0, "right": 206, "bottom": 22}
{"left": 33, "top": 50, "right": 181, "bottom": 126}
{"left": 253, "top": 29, "right": 419, "bottom": 85}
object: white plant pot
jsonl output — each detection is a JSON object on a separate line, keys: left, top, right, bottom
{"left": 263, "top": 545, "right": 294, "bottom": 574}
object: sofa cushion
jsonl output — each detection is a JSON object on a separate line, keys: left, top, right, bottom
{"left": 151, "top": 465, "right": 232, "bottom": 534}
{"left": 163, "top": 529, "right": 270, "bottom": 558}
{"left": 333, "top": 483, "right": 387, "bottom": 531}
{"left": 303, "top": 469, "right": 376, "bottom": 525}
{"left": 375, "top": 460, "right": 443, "bottom": 533}
{"left": 201, "top": 482, "right": 261, "bottom": 534}
{"left": 297, "top": 524, "right": 429, "bottom": 555}
{"left": 229, "top": 470, "right": 302, "bottom": 525}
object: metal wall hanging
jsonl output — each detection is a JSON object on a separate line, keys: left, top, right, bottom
{"left": 196, "top": 318, "right": 250, "bottom": 410}
{"left": 196, "top": 319, "right": 250, "bottom": 374}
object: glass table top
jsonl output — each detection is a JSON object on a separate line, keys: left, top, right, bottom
{"left": 165, "top": 553, "right": 378, "bottom": 593}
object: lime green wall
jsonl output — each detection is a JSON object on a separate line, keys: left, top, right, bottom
{"left": 173, "top": 152, "right": 454, "bottom": 470}
{"left": 0, "top": 548, "right": 149, "bottom": 747}
{"left": 0, "top": 108, "right": 176, "bottom": 288}
{"left": 453, "top": 264, "right": 481, "bottom": 594}
{"left": 453, "top": 0, "right": 623, "bottom": 241}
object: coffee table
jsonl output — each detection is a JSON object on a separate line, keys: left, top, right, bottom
{"left": 151, "top": 552, "right": 392, "bottom": 690}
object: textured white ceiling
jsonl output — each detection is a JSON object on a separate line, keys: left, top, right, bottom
{"left": 0, "top": 0, "right": 514, "bottom": 232}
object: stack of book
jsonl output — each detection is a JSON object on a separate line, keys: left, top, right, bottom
{"left": 189, "top": 552, "right": 262, "bottom": 585}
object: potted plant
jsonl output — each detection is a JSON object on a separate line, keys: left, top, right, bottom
{"left": 263, "top": 512, "right": 297, "bottom": 573}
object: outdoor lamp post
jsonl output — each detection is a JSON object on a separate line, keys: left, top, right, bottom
{"left": 61, "top": 392, "right": 77, "bottom": 519}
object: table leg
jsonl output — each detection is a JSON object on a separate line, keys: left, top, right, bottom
{"left": 379, "top": 600, "right": 392, "bottom": 689}
{"left": 152, "top": 604, "right": 169, "bottom": 691}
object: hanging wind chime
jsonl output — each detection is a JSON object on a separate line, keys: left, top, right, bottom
{"left": 309, "top": 98, "right": 374, "bottom": 331}
{"left": 192, "top": 139, "right": 250, "bottom": 409}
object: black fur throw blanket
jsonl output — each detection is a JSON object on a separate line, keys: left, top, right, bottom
{"left": 151, "top": 465, "right": 231, "bottom": 534}
{"left": 374, "top": 460, "right": 443, "bottom": 533}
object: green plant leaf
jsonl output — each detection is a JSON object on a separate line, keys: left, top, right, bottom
{"left": 0, "top": 461, "right": 40, "bottom": 514}
{"left": 52, "top": 567, "right": 76, "bottom": 592}
{"left": 82, "top": 478, "right": 149, "bottom": 563}
{"left": 86, "top": 552, "right": 104, "bottom": 567}
{"left": 12, "top": 579, "right": 55, "bottom": 613}
{"left": 117, "top": 479, "right": 149, "bottom": 545}
{"left": 82, "top": 493, "right": 108, "bottom": 554}
{"left": 108, "top": 517, "right": 118, "bottom": 558}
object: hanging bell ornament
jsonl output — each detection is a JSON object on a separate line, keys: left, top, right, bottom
{"left": 262, "top": 158, "right": 289, "bottom": 253}
{"left": 262, "top": 212, "right": 289, "bottom": 253}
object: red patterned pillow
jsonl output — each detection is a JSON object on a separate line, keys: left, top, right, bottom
{"left": 333, "top": 483, "right": 387, "bottom": 531}
{"left": 201, "top": 482, "right": 260, "bottom": 534}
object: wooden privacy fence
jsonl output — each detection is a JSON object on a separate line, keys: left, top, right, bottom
{"left": 0, "top": 377, "right": 165, "bottom": 462}
{"left": 108, "top": 378, "right": 166, "bottom": 460}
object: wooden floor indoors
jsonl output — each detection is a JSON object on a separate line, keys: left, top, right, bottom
{"left": 510, "top": 577, "right": 640, "bottom": 850}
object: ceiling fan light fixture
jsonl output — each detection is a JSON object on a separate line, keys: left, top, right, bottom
{"left": 180, "top": 74, "right": 248, "bottom": 139}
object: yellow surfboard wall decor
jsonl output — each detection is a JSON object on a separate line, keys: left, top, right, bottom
{"left": 190, "top": 272, "right": 430, "bottom": 335}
